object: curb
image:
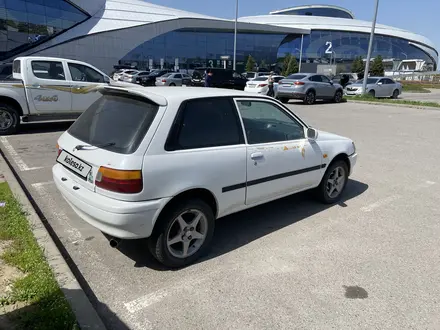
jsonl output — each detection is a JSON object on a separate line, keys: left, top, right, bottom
{"left": 346, "top": 99, "right": 440, "bottom": 111}
{"left": 0, "top": 153, "right": 106, "bottom": 330}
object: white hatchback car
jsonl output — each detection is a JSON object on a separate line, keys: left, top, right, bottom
{"left": 54, "top": 86, "right": 357, "bottom": 268}
{"left": 244, "top": 75, "right": 285, "bottom": 96}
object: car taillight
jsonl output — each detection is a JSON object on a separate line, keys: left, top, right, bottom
{"left": 56, "top": 143, "right": 61, "bottom": 157}
{"left": 294, "top": 81, "right": 305, "bottom": 85}
{"left": 162, "top": 79, "right": 166, "bottom": 82}
{"left": 95, "top": 167, "right": 142, "bottom": 194}
{"left": 257, "top": 84, "right": 267, "bottom": 87}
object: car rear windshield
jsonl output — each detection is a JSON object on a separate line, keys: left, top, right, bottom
{"left": 286, "top": 74, "right": 307, "bottom": 80}
{"left": 252, "top": 77, "right": 268, "bottom": 81}
{"left": 246, "top": 73, "right": 256, "bottom": 78}
{"left": 68, "top": 92, "right": 159, "bottom": 154}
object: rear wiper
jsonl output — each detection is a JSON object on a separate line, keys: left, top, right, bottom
{"left": 74, "top": 142, "right": 116, "bottom": 151}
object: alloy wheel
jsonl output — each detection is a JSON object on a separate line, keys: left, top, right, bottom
{"left": 326, "top": 166, "right": 346, "bottom": 198}
{"left": 166, "top": 209, "right": 208, "bottom": 259}
{"left": 0, "top": 109, "right": 13, "bottom": 130}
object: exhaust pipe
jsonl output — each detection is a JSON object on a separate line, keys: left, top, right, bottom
{"left": 109, "top": 238, "right": 121, "bottom": 248}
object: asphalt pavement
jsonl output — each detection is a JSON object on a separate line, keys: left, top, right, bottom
{"left": 400, "top": 88, "right": 440, "bottom": 104}
{"left": 1, "top": 102, "right": 440, "bottom": 329}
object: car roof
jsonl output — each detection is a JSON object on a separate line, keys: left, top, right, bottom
{"left": 102, "top": 85, "right": 273, "bottom": 106}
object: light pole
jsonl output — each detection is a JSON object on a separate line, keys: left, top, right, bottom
{"left": 298, "top": 34, "right": 304, "bottom": 72}
{"left": 401, "top": 52, "right": 408, "bottom": 59}
{"left": 362, "top": 0, "right": 380, "bottom": 95}
{"left": 233, "top": 0, "right": 238, "bottom": 70}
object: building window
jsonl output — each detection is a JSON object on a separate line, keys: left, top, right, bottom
{"left": 0, "top": 0, "right": 89, "bottom": 61}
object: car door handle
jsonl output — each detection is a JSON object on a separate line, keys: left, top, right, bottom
{"left": 251, "top": 152, "right": 264, "bottom": 160}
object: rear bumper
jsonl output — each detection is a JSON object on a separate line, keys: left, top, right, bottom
{"left": 53, "top": 164, "right": 171, "bottom": 239}
{"left": 348, "top": 153, "right": 358, "bottom": 176}
{"left": 277, "top": 91, "right": 305, "bottom": 99}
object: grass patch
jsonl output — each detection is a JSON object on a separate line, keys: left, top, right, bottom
{"left": 401, "top": 84, "right": 431, "bottom": 93}
{"left": 401, "top": 82, "right": 440, "bottom": 90}
{"left": 348, "top": 94, "right": 440, "bottom": 108}
{"left": 0, "top": 182, "right": 77, "bottom": 329}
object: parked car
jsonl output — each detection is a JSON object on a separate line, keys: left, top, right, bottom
{"left": 140, "top": 69, "right": 173, "bottom": 86}
{"left": 113, "top": 69, "right": 138, "bottom": 81}
{"left": 0, "top": 56, "right": 111, "bottom": 135}
{"left": 122, "top": 71, "right": 150, "bottom": 84}
{"left": 344, "top": 77, "right": 402, "bottom": 98}
{"left": 331, "top": 73, "right": 358, "bottom": 87}
{"left": 277, "top": 73, "right": 344, "bottom": 105}
{"left": 53, "top": 86, "right": 358, "bottom": 268}
{"left": 191, "top": 68, "right": 247, "bottom": 90}
{"left": 155, "top": 73, "right": 192, "bottom": 86}
{"left": 244, "top": 72, "right": 269, "bottom": 81}
{"left": 244, "top": 75, "right": 284, "bottom": 96}
{"left": 109, "top": 65, "right": 137, "bottom": 79}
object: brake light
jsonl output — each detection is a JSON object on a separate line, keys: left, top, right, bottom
{"left": 56, "top": 143, "right": 61, "bottom": 157}
{"left": 162, "top": 79, "right": 166, "bottom": 82}
{"left": 294, "top": 81, "right": 305, "bottom": 85}
{"left": 257, "top": 84, "right": 268, "bottom": 87}
{"left": 95, "top": 167, "right": 142, "bottom": 194}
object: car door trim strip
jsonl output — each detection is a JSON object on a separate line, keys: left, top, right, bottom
{"left": 222, "top": 163, "right": 327, "bottom": 193}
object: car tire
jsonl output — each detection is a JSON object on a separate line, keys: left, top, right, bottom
{"left": 369, "top": 90, "right": 376, "bottom": 97}
{"left": 303, "top": 90, "right": 316, "bottom": 105}
{"left": 169, "top": 83, "right": 176, "bottom": 86}
{"left": 333, "top": 90, "right": 343, "bottom": 103}
{"left": 148, "top": 198, "right": 215, "bottom": 268}
{"left": 0, "top": 103, "right": 20, "bottom": 135}
{"left": 316, "top": 160, "right": 349, "bottom": 204}
{"left": 391, "top": 89, "right": 399, "bottom": 99}
{"left": 279, "top": 98, "right": 289, "bottom": 104}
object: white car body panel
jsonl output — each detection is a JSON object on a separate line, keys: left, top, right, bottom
{"left": 53, "top": 86, "right": 357, "bottom": 239}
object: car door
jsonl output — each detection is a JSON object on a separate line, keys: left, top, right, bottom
{"left": 173, "top": 73, "right": 182, "bottom": 86}
{"left": 375, "top": 79, "right": 388, "bottom": 97}
{"left": 319, "top": 75, "right": 335, "bottom": 98}
{"left": 26, "top": 60, "right": 72, "bottom": 113}
{"left": 234, "top": 98, "right": 323, "bottom": 205}
{"left": 384, "top": 78, "right": 396, "bottom": 96}
{"left": 182, "top": 74, "right": 192, "bottom": 86}
{"left": 67, "top": 62, "right": 108, "bottom": 112}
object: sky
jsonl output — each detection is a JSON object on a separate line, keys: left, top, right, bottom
{"left": 147, "top": 0, "right": 440, "bottom": 57}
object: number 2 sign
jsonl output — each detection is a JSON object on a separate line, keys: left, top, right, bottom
{"left": 325, "top": 41, "right": 333, "bottom": 54}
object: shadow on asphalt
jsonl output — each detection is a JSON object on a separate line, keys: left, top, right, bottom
{"left": 286, "top": 98, "right": 348, "bottom": 106}
{"left": 16, "top": 121, "right": 74, "bottom": 135}
{"left": 116, "top": 179, "right": 368, "bottom": 271}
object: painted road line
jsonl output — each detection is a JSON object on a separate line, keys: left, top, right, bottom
{"left": 31, "top": 181, "right": 83, "bottom": 243}
{"left": 124, "top": 288, "right": 169, "bottom": 314}
{"left": 0, "top": 136, "right": 43, "bottom": 171}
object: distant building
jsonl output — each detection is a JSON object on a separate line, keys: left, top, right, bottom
{"left": 1, "top": 1, "right": 437, "bottom": 74}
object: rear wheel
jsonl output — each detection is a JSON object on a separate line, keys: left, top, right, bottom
{"left": 333, "top": 90, "right": 343, "bottom": 103}
{"left": 169, "top": 83, "right": 176, "bottom": 86}
{"left": 303, "top": 90, "right": 316, "bottom": 105}
{"left": 279, "top": 98, "right": 289, "bottom": 104}
{"left": 369, "top": 89, "right": 376, "bottom": 98}
{"left": 0, "top": 104, "right": 20, "bottom": 135}
{"left": 391, "top": 89, "right": 399, "bottom": 99}
{"left": 148, "top": 199, "right": 215, "bottom": 268}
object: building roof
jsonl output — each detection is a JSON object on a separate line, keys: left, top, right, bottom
{"left": 269, "top": 4, "right": 355, "bottom": 19}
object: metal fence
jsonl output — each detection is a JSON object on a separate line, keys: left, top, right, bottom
{"left": 392, "top": 72, "right": 440, "bottom": 84}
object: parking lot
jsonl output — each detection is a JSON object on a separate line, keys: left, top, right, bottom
{"left": 1, "top": 101, "right": 440, "bottom": 329}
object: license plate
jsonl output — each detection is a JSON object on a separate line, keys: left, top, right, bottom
{"left": 57, "top": 150, "right": 92, "bottom": 179}
{"left": 248, "top": 85, "right": 256, "bottom": 88}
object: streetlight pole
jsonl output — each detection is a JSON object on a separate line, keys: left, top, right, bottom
{"left": 233, "top": 0, "right": 238, "bottom": 70}
{"left": 362, "top": 0, "right": 380, "bottom": 94}
{"left": 298, "top": 34, "right": 304, "bottom": 72}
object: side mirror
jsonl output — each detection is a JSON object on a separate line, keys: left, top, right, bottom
{"left": 307, "top": 127, "right": 318, "bottom": 140}
{"left": 329, "top": 81, "right": 334, "bottom": 85}
{"left": 377, "top": 82, "right": 383, "bottom": 85}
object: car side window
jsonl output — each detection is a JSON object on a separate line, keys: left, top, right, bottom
{"left": 166, "top": 98, "right": 243, "bottom": 151}
{"left": 321, "top": 75, "right": 331, "bottom": 83}
{"left": 68, "top": 63, "right": 105, "bottom": 83}
{"left": 174, "top": 74, "right": 182, "bottom": 79}
{"left": 236, "top": 100, "right": 305, "bottom": 144}
{"left": 233, "top": 72, "right": 241, "bottom": 78}
{"left": 309, "top": 75, "right": 321, "bottom": 82}
{"left": 385, "top": 79, "right": 394, "bottom": 84}
{"left": 378, "top": 79, "right": 385, "bottom": 84}
{"left": 31, "top": 61, "right": 65, "bottom": 80}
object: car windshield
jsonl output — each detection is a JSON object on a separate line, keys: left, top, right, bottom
{"left": 252, "top": 77, "right": 268, "bottom": 81}
{"left": 286, "top": 74, "right": 307, "bottom": 80}
{"left": 246, "top": 73, "right": 256, "bottom": 78}
{"left": 357, "top": 78, "right": 379, "bottom": 84}
{"left": 68, "top": 92, "right": 159, "bottom": 154}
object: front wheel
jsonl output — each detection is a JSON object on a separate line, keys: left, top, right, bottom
{"left": 316, "top": 160, "right": 349, "bottom": 204}
{"left": 391, "top": 89, "right": 399, "bottom": 99}
{"left": 148, "top": 199, "right": 215, "bottom": 268}
{"left": 333, "top": 90, "right": 343, "bottom": 103}
{"left": 0, "top": 104, "right": 20, "bottom": 135}
{"left": 369, "top": 89, "right": 376, "bottom": 98}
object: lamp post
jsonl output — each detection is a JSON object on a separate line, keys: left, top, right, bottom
{"left": 362, "top": 0, "right": 380, "bottom": 95}
{"left": 233, "top": 0, "right": 238, "bottom": 70}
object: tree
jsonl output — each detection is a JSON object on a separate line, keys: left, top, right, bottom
{"left": 281, "top": 53, "right": 292, "bottom": 76}
{"left": 351, "top": 56, "right": 365, "bottom": 79}
{"left": 259, "top": 59, "right": 267, "bottom": 70}
{"left": 245, "top": 55, "right": 256, "bottom": 72}
{"left": 371, "top": 55, "right": 385, "bottom": 76}
{"left": 285, "top": 56, "right": 299, "bottom": 75}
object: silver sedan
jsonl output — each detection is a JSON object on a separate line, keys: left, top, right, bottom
{"left": 155, "top": 73, "right": 192, "bottom": 86}
{"left": 344, "top": 77, "right": 402, "bottom": 98}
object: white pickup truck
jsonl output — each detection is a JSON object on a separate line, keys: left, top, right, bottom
{"left": 0, "top": 56, "right": 112, "bottom": 135}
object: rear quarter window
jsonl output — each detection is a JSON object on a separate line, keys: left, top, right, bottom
{"left": 287, "top": 74, "right": 307, "bottom": 80}
{"left": 68, "top": 92, "right": 159, "bottom": 154}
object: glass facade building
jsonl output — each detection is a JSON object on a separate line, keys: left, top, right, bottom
{"left": 272, "top": 7, "right": 353, "bottom": 19}
{"left": 0, "top": 0, "right": 89, "bottom": 60}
